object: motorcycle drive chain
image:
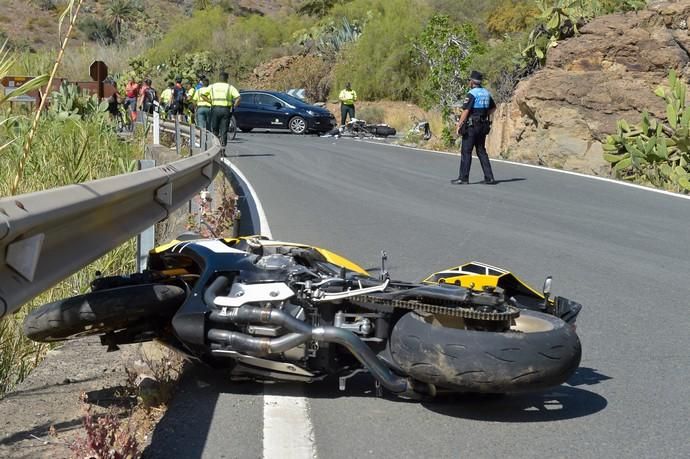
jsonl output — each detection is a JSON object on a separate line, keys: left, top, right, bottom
{"left": 350, "top": 294, "right": 520, "bottom": 321}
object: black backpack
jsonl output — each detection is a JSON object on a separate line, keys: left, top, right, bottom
{"left": 173, "top": 86, "right": 186, "bottom": 105}
{"left": 143, "top": 87, "right": 157, "bottom": 113}
{"left": 145, "top": 87, "right": 157, "bottom": 103}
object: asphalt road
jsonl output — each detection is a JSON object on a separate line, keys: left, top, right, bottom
{"left": 149, "top": 132, "right": 690, "bottom": 458}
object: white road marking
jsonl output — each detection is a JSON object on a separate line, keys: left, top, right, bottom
{"left": 263, "top": 384, "right": 317, "bottom": 459}
{"left": 358, "top": 139, "right": 690, "bottom": 201}
{"left": 222, "top": 158, "right": 274, "bottom": 237}
{"left": 223, "top": 159, "right": 317, "bottom": 458}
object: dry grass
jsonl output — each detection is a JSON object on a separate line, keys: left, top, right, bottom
{"left": 11, "top": 38, "right": 149, "bottom": 81}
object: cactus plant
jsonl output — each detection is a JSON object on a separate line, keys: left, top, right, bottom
{"left": 49, "top": 81, "right": 108, "bottom": 120}
{"left": 603, "top": 70, "right": 690, "bottom": 192}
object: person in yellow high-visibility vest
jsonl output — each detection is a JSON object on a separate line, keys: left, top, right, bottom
{"left": 194, "top": 77, "right": 212, "bottom": 131}
{"left": 209, "top": 72, "right": 240, "bottom": 146}
{"left": 338, "top": 82, "right": 357, "bottom": 125}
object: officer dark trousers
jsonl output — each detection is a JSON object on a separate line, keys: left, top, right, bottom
{"left": 341, "top": 104, "right": 355, "bottom": 125}
{"left": 459, "top": 125, "right": 495, "bottom": 182}
{"left": 210, "top": 106, "right": 231, "bottom": 146}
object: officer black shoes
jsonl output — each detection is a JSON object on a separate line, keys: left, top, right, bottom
{"left": 450, "top": 178, "right": 496, "bottom": 185}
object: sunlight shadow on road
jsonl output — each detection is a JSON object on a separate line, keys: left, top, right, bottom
{"left": 567, "top": 367, "right": 612, "bottom": 387}
{"left": 145, "top": 366, "right": 262, "bottom": 459}
{"left": 422, "top": 385, "right": 607, "bottom": 422}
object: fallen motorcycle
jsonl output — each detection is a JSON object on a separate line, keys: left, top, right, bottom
{"left": 322, "top": 119, "right": 396, "bottom": 138}
{"left": 23, "top": 236, "right": 582, "bottom": 398}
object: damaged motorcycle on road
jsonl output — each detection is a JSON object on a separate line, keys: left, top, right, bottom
{"left": 24, "top": 236, "right": 582, "bottom": 398}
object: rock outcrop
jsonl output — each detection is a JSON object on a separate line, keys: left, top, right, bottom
{"left": 489, "top": 0, "right": 690, "bottom": 175}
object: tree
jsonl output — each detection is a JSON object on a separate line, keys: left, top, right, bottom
{"left": 416, "top": 15, "right": 481, "bottom": 113}
{"left": 105, "top": 0, "right": 138, "bottom": 41}
{"left": 298, "top": 0, "right": 344, "bottom": 18}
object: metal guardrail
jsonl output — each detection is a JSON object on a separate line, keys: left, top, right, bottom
{"left": 0, "top": 118, "right": 221, "bottom": 319}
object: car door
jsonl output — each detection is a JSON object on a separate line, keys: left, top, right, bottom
{"left": 254, "top": 93, "right": 290, "bottom": 129}
{"left": 235, "top": 92, "right": 259, "bottom": 128}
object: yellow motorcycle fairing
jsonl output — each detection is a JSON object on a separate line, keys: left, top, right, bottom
{"left": 150, "top": 236, "right": 370, "bottom": 276}
{"left": 423, "top": 261, "right": 550, "bottom": 305}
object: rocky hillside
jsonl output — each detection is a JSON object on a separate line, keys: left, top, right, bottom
{"left": 489, "top": 0, "right": 690, "bottom": 176}
{"left": 0, "top": 0, "right": 297, "bottom": 51}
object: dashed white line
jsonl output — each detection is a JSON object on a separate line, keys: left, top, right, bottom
{"left": 263, "top": 384, "right": 317, "bottom": 459}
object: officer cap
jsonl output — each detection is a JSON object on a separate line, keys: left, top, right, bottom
{"left": 469, "top": 70, "right": 483, "bottom": 82}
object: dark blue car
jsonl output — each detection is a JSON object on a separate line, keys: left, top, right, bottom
{"left": 234, "top": 90, "right": 336, "bottom": 134}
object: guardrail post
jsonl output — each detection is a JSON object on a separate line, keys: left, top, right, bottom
{"left": 175, "top": 117, "right": 181, "bottom": 156}
{"left": 153, "top": 111, "right": 160, "bottom": 145}
{"left": 136, "top": 159, "right": 156, "bottom": 272}
{"left": 190, "top": 122, "right": 196, "bottom": 155}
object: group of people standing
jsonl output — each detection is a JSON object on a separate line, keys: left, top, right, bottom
{"left": 109, "top": 72, "right": 240, "bottom": 146}
{"left": 154, "top": 72, "right": 241, "bottom": 146}
{"left": 110, "top": 70, "right": 496, "bottom": 180}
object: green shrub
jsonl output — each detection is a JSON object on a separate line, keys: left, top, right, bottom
{"left": 298, "top": 0, "right": 341, "bottom": 18}
{"left": 425, "top": 0, "right": 505, "bottom": 33}
{"left": 486, "top": 0, "right": 539, "bottom": 35}
{"left": 79, "top": 17, "right": 116, "bottom": 44}
{"left": 144, "top": 8, "right": 312, "bottom": 82}
{"left": 144, "top": 8, "right": 227, "bottom": 70}
{"left": 468, "top": 32, "right": 530, "bottom": 103}
{"left": 269, "top": 55, "right": 333, "bottom": 101}
{"left": 333, "top": 0, "right": 430, "bottom": 102}
{"left": 415, "top": 15, "right": 481, "bottom": 113}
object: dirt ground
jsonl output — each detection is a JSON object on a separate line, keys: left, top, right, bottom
{"left": 0, "top": 338, "right": 146, "bottom": 458}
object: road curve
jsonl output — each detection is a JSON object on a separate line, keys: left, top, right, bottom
{"left": 149, "top": 132, "right": 690, "bottom": 459}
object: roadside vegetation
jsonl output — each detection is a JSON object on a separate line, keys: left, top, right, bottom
{"left": 121, "top": 0, "right": 650, "bottom": 145}
{"left": 5, "top": 1, "right": 651, "bottom": 142}
{"left": 0, "top": 1, "right": 142, "bottom": 395}
{"left": 604, "top": 71, "right": 690, "bottom": 192}
{"left": 0, "top": 86, "right": 141, "bottom": 395}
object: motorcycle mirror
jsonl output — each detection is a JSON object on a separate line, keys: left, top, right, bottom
{"left": 543, "top": 276, "right": 552, "bottom": 298}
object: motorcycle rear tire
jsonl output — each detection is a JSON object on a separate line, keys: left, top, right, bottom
{"left": 23, "top": 284, "right": 187, "bottom": 343}
{"left": 389, "top": 310, "right": 581, "bottom": 393}
{"left": 373, "top": 125, "right": 396, "bottom": 137}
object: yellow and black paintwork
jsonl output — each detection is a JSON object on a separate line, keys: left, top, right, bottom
{"left": 423, "top": 261, "right": 551, "bottom": 306}
{"left": 150, "top": 235, "right": 370, "bottom": 276}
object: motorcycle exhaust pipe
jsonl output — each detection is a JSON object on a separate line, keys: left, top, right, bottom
{"left": 209, "top": 307, "right": 311, "bottom": 333}
{"left": 207, "top": 329, "right": 309, "bottom": 355}
{"left": 207, "top": 306, "right": 411, "bottom": 394}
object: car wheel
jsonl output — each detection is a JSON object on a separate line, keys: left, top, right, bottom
{"left": 289, "top": 116, "right": 307, "bottom": 134}
{"left": 240, "top": 127, "right": 253, "bottom": 133}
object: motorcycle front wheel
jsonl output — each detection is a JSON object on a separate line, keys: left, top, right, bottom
{"left": 23, "top": 284, "right": 187, "bottom": 342}
{"left": 389, "top": 309, "right": 581, "bottom": 393}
